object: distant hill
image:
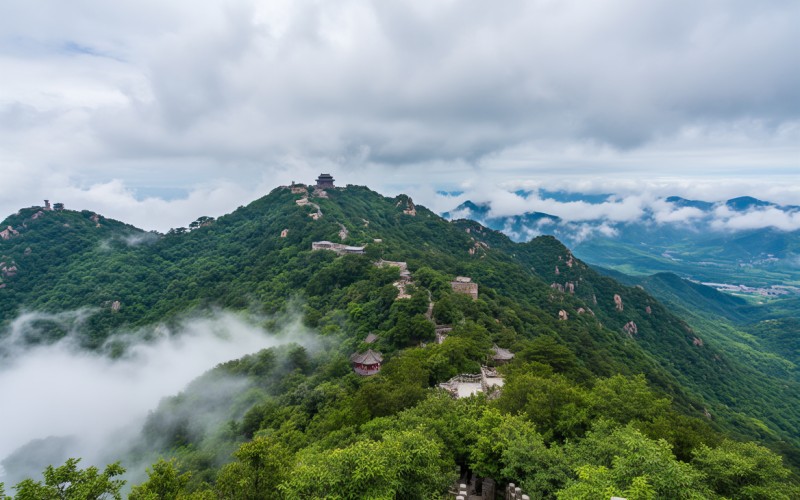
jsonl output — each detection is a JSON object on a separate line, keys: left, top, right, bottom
{"left": 443, "top": 194, "right": 800, "bottom": 288}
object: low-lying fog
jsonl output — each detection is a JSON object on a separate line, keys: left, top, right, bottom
{"left": 0, "top": 310, "right": 310, "bottom": 486}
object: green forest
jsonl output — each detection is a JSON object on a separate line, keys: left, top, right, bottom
{"left": 1, "top": 184, "right": 798, "bottom": 499}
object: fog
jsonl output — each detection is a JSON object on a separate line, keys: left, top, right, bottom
{"left": 0, "top": 309, "right": 313, "bottom": 485}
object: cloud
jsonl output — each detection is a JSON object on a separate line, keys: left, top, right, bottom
{"left": 711, "top": 206, "right": 800, "bottom": 231}
{"left": 0, "top": 309, "right": 314, "bottom": 484}
{"left": 434, "top": 179, "right": 800, "bottom": 244}
{"left": 2, "top": 1, "right": 800, "bottom": 231}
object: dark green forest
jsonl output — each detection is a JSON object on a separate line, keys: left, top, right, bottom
{"left": 1, "top": 185, "right": 798, "bottom": 499}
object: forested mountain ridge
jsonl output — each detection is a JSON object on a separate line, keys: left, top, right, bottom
{"left": 1, "top": 184, "right": 799, "bottom": 498}
{"left": 444, "top": 195, "right": 800, "bottom": 288}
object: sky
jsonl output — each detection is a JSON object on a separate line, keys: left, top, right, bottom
{"left": 1, "top": 0, "right": 799, "bottom": 232}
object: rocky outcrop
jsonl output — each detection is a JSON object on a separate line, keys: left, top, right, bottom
{"left": 692, "top": 337, "right": 704, "bottom": 347}
{"left": 558, "top": 310, "right": 569, "bottom": 321}
{"left": 402, "top": 197, "right": 416, "bottom": 216}
{"left": 614, "top": 294, "right": 624, "bottom": 311}
{"left": 468, "top": 241, "right": 489, "bottom": 255}
{"left": 1, "top": 263, "right": 18, "bottom": 278}
{"left": 554, "top": 265, "right": 560, "bottom": 275}
{"left": 338, "top": 223, "right": 349, "bottom": 241}
{"left": 280, "top": 229, "right": 289, "bottom": 238}
{"left": 0, "top": 226, "right": 19, "bottom": 240}
{"left": 623, "top": 321, "right": 638, "bottom": 337}
{"left": 645, "top": 305, "right": 652, "bottom": 315}
{"left": 111, "top": 300, "right": 121, "bottom": 312}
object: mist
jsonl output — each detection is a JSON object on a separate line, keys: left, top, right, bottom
{"left": 0, "top": 309, "right": 314, "bottom": 486}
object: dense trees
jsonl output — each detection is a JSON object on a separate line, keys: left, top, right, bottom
{"left": 2, "top": 186, "right": 800, "bottom": 498}
{"left": 8, "top": 459, "right": 125, "bottom": 500}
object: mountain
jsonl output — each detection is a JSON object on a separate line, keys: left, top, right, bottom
{"left": 1, "top": 184, "right": 799, "bottom": 497}
{"left": 444, "top": 194, "right": 800, "bottom": 289}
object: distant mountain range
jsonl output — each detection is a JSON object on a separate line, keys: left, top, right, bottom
{"left": 443, "top": 194, "right": 800, "bottom": 289}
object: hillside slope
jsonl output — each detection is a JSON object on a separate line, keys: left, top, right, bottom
{"left": 2, "top": 184, "right": 799, "bottom": 496}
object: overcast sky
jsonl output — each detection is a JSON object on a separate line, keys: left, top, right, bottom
{"left": 1, "top": 0, "right": 799, "bottom": 231}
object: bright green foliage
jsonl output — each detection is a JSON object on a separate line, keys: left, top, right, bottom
{"left": 497, "top": 373, "right": 591, "bottom": 441}
{"left": 129, "top": 459, "right": 191, "bottom": 500}
{"left": 281, "top": 428, "right": 454, "bottom": 499}
{"left": 10, "top": 458, "right": 125, "bottom": 500}
{"left": 692, "top": 440, "right": 800, "bottom": 499}
{"left": 470, "top": 408, "right": 570, "bottom": 496}
{"left": 562, "top": 423, "right": 708, "bottom": 499}
{"left": 557, "top": 465, "right": 655, "bottom": 500}
{"left": 588, "top": 374, "right": 671, "bottom": 423}
{"left": 214, "top": 436, "right": 293, "bottom": 500}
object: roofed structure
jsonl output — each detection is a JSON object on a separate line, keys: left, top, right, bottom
{"left": 350, "top": 349, "right": 383, "bottom": 376}
{"left": 364, "top": 332, "right": 378, "bottom": 344}
{"left": 316, "top": 173, "right": 335, "bottom": 189}
{"left": 491, "top": 345, "right": 515, "bottom": 364}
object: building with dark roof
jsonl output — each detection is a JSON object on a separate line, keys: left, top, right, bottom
{"left": 316, "top": 173, "right": 335, "bottom": 189}
{"left": 350, "top": 349, "right": 383, "bottom": 376}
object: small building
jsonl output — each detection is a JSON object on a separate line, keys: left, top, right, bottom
{"left": 350, "top": 349, "right": 383, "bottom": 376}
{"left": 311, "top": 241, "right": 365, "bottom": 255}
{"left": 451, "top": 276, "right": 478, "bottom": 299}
{"left": 44, "top": 200, "right": 52, "bottom": 210}
{"left": 364, "top": 332, "right": 378, "bottom": 344}
{"left": 316, "top": 173, "right": 335, "bottom": 189}
{"left": 491, "top": 345, "right": 515, "bottom": 365}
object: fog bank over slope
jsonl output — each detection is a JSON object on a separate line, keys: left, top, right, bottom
{"left": 0, "top": 310, "right": 314, "bottom": 483}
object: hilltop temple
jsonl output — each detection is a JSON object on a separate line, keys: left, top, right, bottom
{"left": 316, "top": 173, "right": 335, "bottom": 189}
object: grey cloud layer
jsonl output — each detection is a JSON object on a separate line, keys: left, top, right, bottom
{"left": 1, "top": 0, "right": 799, "bottom": 230}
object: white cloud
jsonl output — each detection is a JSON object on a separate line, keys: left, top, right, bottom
{"left": 711, "top": 206, "right": 800, "bottom": 231}
{"left": 0, "top": 310, "right": 314, "bottom": 483}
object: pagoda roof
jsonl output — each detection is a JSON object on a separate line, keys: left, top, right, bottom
{"left": 364, "top": 333, "right": 379, "bottom": 344}
{"left": 350, "top": 349, "right": 383, "bottom": 365}
{"left": 491, "top": 344, "right": 514, "bottom": 361}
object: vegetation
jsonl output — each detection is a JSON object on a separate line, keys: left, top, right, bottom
{"left": 1, "top": 185, "right": 799, "bottom": 498}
